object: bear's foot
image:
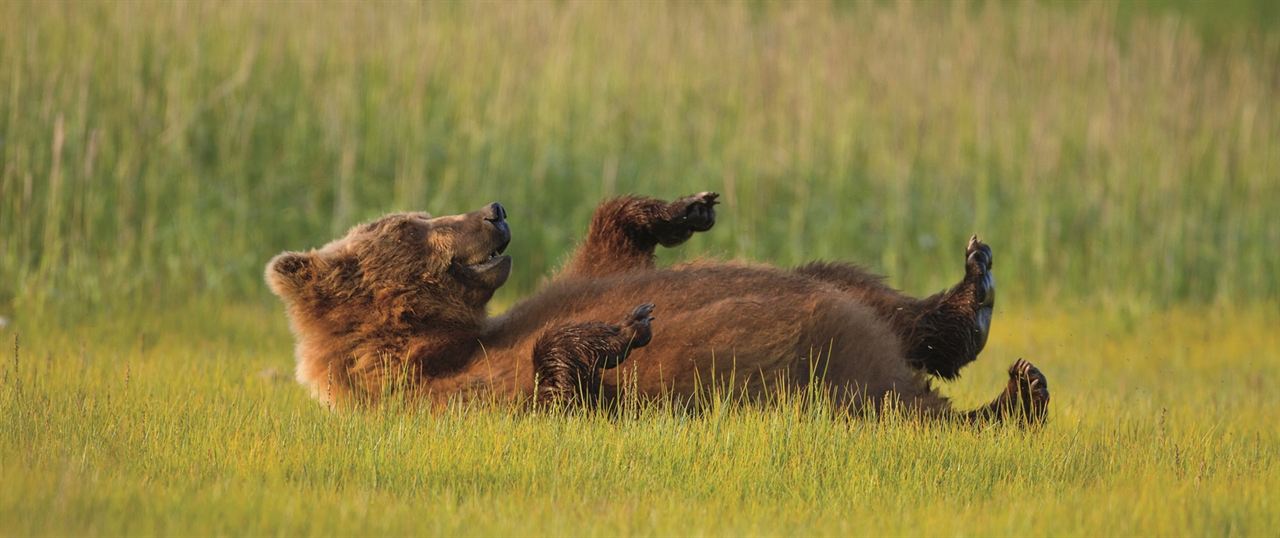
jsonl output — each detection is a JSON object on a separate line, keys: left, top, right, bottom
{"left": 965, "top": 235, "right": 995, "bottom": 352}
{"left": 533, "top": 303, "right": 658, "bottom": 405}
{"left": 998, "top": 359, "right": 1050, "bottom": 424}
{"left": 562, "top": 193, "right": 719, "bottom": 277}
{"left": 602, "top": 303, "right": 655, "bottom": 369}
{"left": 654, "top": 192, "right": 719, "bottom": 246}
{"left": 964, "top": 359, "right": 1049, "bottom": 425}
{"left": 988, "top": 358, "right": 1049, "bottom": 427}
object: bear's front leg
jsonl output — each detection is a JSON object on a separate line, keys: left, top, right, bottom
{"left": 532, "top": 303, "right": 655, "bottom": 406}
{"left": 562, "top": 193, "right": 718, "bottom": 277}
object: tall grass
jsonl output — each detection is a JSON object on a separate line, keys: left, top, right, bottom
{"left": 1, "top": 1, "right": 1277, "bottom": 319}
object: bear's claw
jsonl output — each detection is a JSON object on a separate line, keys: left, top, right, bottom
{"left": 654, "top": 192, "right": 718, "bottom": 246}
{"left": 620, "top": 303, "right": 656, "bottom": 352}
{"left": 965, "top": 235, "right": 995, "bottom": 353}
{"left": 966, "top": 234, "right": 994, "bottom": 307}
{"left": 675, "top": 192, "right": 719, "bottom": 232}
{"left": 1006, "top": 358, "right": 1050, "bottom": 424}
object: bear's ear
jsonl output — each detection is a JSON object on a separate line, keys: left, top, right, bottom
{"left": 265, "top": 251, "right": 318, "bottom": 298}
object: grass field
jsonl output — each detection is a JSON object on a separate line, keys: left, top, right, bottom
{"left": 3, "top": 303, "right": 1277, "bottom": 535}
{"left": 1, "top": 0, "right": 1278, "bottom": 535}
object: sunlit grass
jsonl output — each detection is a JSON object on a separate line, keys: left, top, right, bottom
{"left": 1, "top": 303, "right": 1276, "bottom": 535}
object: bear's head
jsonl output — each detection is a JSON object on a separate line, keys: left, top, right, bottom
{"left": 265, "top": 203, "right": 511, "bottom": 336}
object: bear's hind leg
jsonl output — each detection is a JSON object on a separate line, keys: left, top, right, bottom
{"left": 898, "top": 235, "right": 995, "bottom": 379}
{"left": 963, "top": 359, "right": 1050, "bottom": 425}
{"left": 532, "top": 303, "right": 655, "bottom": 406}
{"left": 560, "top": 193, "right": 718, "bottom": 278}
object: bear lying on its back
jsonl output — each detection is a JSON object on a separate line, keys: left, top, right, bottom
{"left": 267, "top": 193, "right": 1048, "bottom": 423}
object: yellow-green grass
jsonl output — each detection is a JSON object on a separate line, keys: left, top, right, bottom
{"left": 1, "top": 302, "right": 1277, "bottom": 535}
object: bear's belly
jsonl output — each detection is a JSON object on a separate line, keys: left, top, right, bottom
{"left": 476, "top": 263, "right": 907, "bottom": 400}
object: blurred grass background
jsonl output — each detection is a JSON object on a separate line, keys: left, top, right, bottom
{"left": 2, "top": 0, "right": 1277, "bottom": 321}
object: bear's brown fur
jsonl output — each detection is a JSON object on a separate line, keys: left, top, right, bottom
{"left": 267, "top": 194, "right": 1048, "bottom": 423}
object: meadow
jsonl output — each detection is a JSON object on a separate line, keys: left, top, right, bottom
{"left": 2, "top": 1, "right": 1278, "bottom": 535}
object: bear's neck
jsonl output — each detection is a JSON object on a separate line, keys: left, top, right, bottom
{"left": 391, "top": 321, "right": 483, "bottom": 379}
{"left": 409, "top": 328, "right": 481, "bottom": 378}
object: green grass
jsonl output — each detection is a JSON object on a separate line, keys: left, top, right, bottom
{"left": 1, "top": 0, "right": 1278, "bottom": 313}
{"left": 2, "top": 303, "right": 1277, "bottom": 535}
{"left": 2, "top": 0, "right": 1278, "bottom": 535}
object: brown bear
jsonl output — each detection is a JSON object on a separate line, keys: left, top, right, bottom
{"left": 266, "top": 193, "right": 1049, "bottom": 423}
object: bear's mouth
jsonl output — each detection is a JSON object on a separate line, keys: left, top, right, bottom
{"left": 459, "top": 225, "right": 511, "bottom": 270}
{"left": 463, "top": 249, "right": 509, "bottom": 272}
{"left": 446, "top": 204, "right": 513, "bottom": 290}
{"left": 450, "top": 241, "right": 512, "bottom": 289}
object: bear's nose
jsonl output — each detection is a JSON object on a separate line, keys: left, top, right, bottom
{"left": 485, "top": 202, "right": 507, "bottom": 223}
